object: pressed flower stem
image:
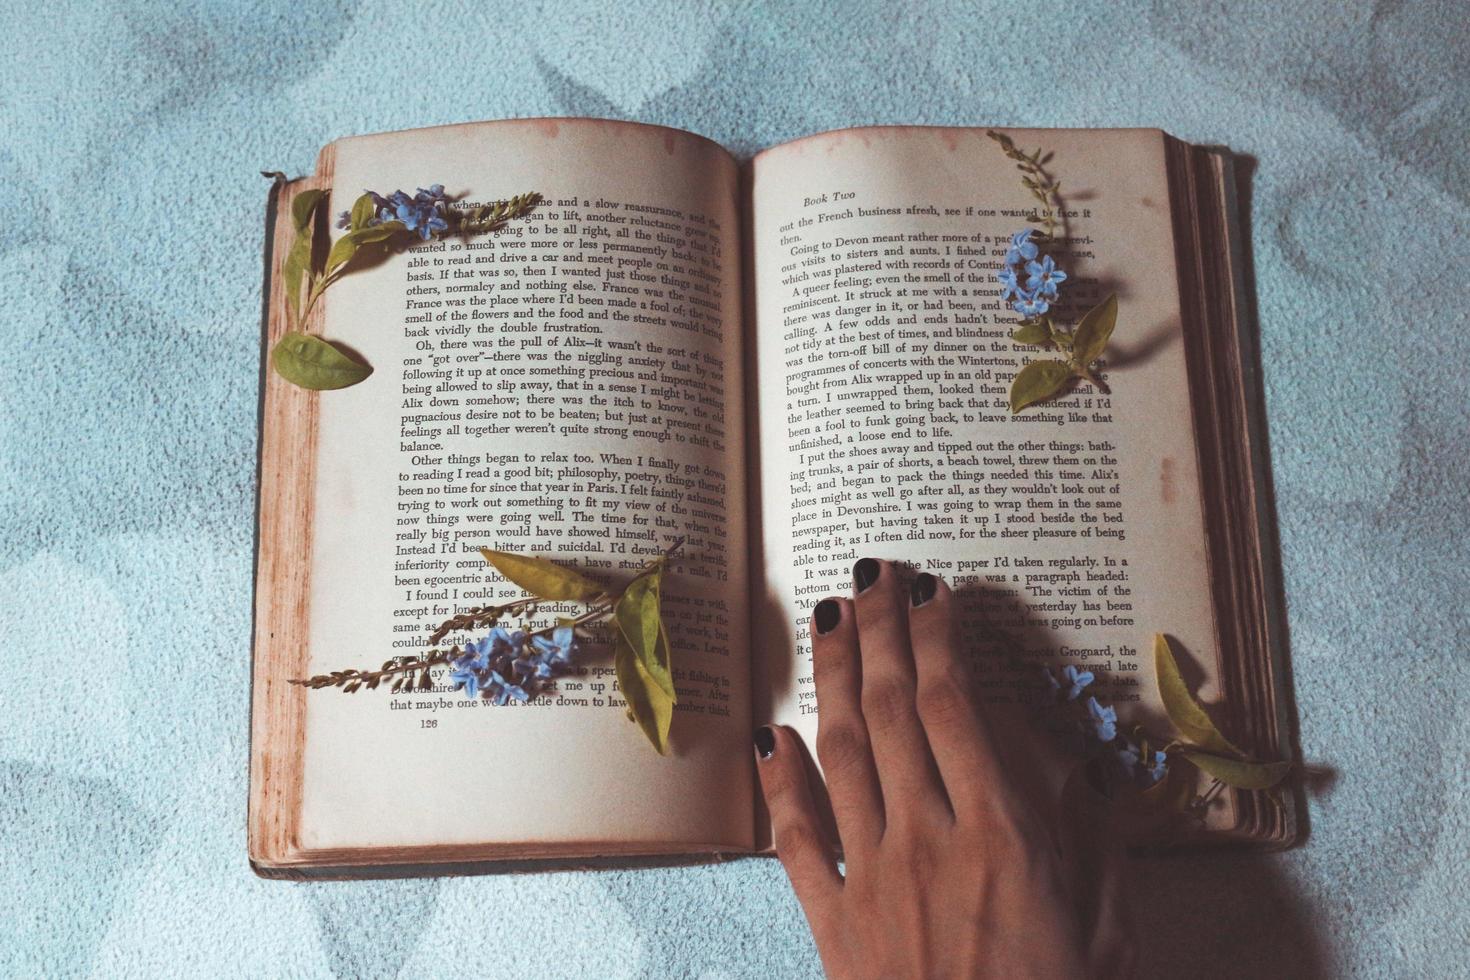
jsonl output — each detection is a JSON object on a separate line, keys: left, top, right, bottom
{"left": 1073, "top": 363, "right": 1110, "bottom": 394}
{"left": 289, "top": 651, "right": 457, "bottom": 690}
{"left": 289, "top": 193, "right": 542, "bottom": 333}
{"left": 291, "top": 537, "right": 687, "bottom": 689}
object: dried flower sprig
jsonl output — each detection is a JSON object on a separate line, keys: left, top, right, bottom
{"left": 269, "top": 180, "right": 541, "bottom": 391}
{"left": 985, "top": 131, "right": 1117, "bottom": 413}
{"left": 292, "top": 538, "right": 685, "bottom": 754}
{"left": 292, "top": 653, "right": 447, "bottom": 694}
{"left": 1038, "top": 634, "right": 1292, "bottom": 827}
{"left": 986, "top": 131, "right": 1063, "bottom": 241}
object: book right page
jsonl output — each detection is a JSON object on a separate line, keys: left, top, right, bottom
{"left": 748, "top": 127, "right": 1231, "bottom": 828}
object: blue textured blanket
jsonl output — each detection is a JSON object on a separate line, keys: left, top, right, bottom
{"left": 2, "top": 1, "right": 1466, "bottom": 976}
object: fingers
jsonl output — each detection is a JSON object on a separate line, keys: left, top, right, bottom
{"left": 755, "top": 725, "right": 842, "bottom": 919}
{"left": 810, "top": 597, "right": 884, "bottom": 851}
{"left": 906, "top": 571, "right": 1003, "bottom": 818}
{"left": 851, "top": 558, "right": 951, "bottom": 824}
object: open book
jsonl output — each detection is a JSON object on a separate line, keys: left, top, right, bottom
{"left": 249, "top": 118, "right": 1295, "bottom": 878}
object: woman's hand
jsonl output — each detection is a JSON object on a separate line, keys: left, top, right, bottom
{"left": 755, "top": 559, "right": 1134, "bottom": 979}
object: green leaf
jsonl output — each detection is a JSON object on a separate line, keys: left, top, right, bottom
{"left": 349, "top": 193, "right": 377, "bottom": 231}
{"left": 1181, "top": 750, "right": 1291, "bottom": 789}
{"left": 1154, "top": 633, "right": 1243, "bottom": 755}
{"left": 325, "top": 231, "right": 361, "bottom": 275}
{"left": 291, "top": 189, "right": 325, "bottom": 233}
{"left": 478, "top": 549, "right": 602, "bottom": 601}
{"left": 1010, "top": 321, "right": 1051, "bottom": 346}
{"left": 353, "top": 220, "right": 403, "bottom": 243}
{"left": 283, "top": 229, "right": 312, "bottom": 322}
{"left": 1009, "top": 359, "right": 1071, "bottom": 413}
{"left": 1071, "top": 293, "right": 1118, "bottom": 367}
{"left": 614, "top": 628, "right": 674, "bottom": 754}
{"left": 282, "top": 191, "right": 326, "bottom": 321}
{"left": 325, "top": 222, "right": 406, "bottom": 275}
{"left": 270, "top": 332, "right": 373, "bottom": 390}
{"left": 615, "top": 567, "right": 676, "bottom": 702}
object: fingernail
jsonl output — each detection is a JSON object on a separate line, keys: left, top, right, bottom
{"left": 754, "top": 726, "right": 776, "bottom": 759}
{"left": 853, "top": 557, "right": 880, "bottom": 593}
{"left": 911, "top": 572, "right": 938, "bottom": 607}
{"left": 813, "top": 598, "right": 841, "bottom": 635}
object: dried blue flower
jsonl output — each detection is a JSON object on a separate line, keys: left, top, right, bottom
{"left": 484, "top": 669, "right": 529, "bottom": 705}
{"left": 1060, "top": 664, "right": 1093, "bottom": 701}
{"left": 1013, "top": 289, "right": 1050, "bottom": 318}
{"left": 450, "top": 663, "right": 485, "bottom": 699}
{"left": 1025, "top": 254, "right": 1067, "bottom": 299}
{"left": 350, "top": 187, "right": 451, "bottom": 239}
{"left": 1085, "top": 696, "right": 1118, "bottom": 742}
{"left": 1117, "top": 744, "right": 1139, "bottom": 773}
{"left": 368, "top": 191, "right": 395, "bottom": 224}
{"left": 996, "top": 264, "right": 1022, "bottom": 301}
{"left": 448, "top": 624, "right": 573, "bottom": 704}
{"left": 455, "top": 632, "right": 492, "bottom": 672}
{"left": 394, "top": 197, "right": 447, "bottom": 240}
{"left": 335, "top": 210, "right": 352, "bottom": 230}
{"left": 1117, "top": 744, "right": 1168, "bottom": 786}
{"left": 531, "top": 625, "right": 577, "bottom": 668}
{"left": 486, "top": 626, "right": 525, "bottom": 660}
{"left": 1042, "top": 666, "right": 1061, "bottom": 693}
{"left": 1005, "top": 229, "right": 1039, "bottom": 265}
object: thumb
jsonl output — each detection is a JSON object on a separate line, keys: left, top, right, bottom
{"left": 755, "top": 725, "right": 842, "bottom": 918}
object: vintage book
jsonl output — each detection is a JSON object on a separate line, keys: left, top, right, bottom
{"left": 249, "top": 118, "right": 1295, "bottom": 878}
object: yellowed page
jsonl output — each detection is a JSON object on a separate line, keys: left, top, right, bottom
{"left": 750, "top": 127, "right": 1226, "bottom": 823}
{"left": 298, "top": 119, "right": 752, "bottom": 853}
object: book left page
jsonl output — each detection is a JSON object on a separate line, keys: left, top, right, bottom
{"left": 292, "top": 119, "right": 752, "bottom": 856}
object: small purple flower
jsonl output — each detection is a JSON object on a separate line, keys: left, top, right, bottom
{"left": 1085, "top": 696, "right": 1117, "bottom": 742}
{"left": 335, "top": 210, "right": 352, "bottom": 230}
{"left": 1060, "top": 664, "right": 1093, "bottom": 701}
{"left": 1146, "top": 750, "right": 1168, "bottom": 784}
{"left": 1025, "top": 254, "right": 1067, "bottom": 299}
{"left": 1005, "top": 228, "right": 1039, "bottom": 265}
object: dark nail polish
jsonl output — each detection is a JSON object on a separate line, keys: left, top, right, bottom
{"left": 754, "top": 726, "right": 776, "bottom": 759}
{"left": 853, "top": 557, "right": 880, "bottom": 593}
{"left": 814, "top": 598, "right": 841, "bottom": 635}
{"left": 911, "top": 572, "right": 938, "bottom": 607}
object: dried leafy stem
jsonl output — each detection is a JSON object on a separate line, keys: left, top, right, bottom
{"left": 1044, "top": 633, "right": 1294, "bottom": 828}
{"left": 987, "top": 130, "right": 1063, "bottom": 241}
{"left": 985, "top": 131, "right": 1116, "bottom": 413}
{"left": 270, "top": 183, "right": 541, "bottom": 391}
{"left": 291, "top": 538, "right": 686, "bottom": 754}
